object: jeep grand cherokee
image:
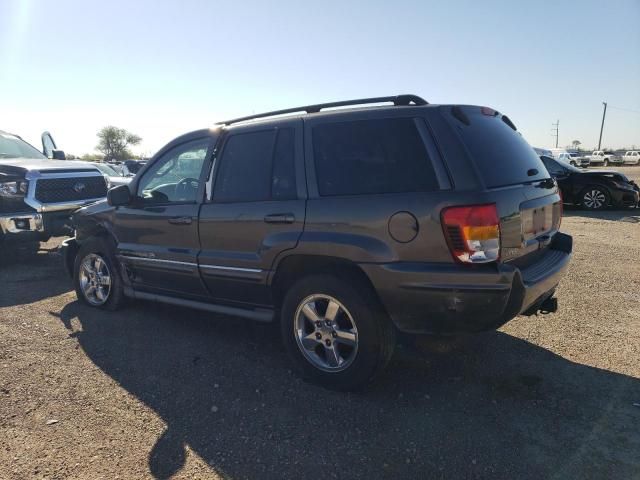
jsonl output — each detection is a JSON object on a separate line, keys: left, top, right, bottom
{"left": 63, "top": 95, "right": 572, "bottom": 391}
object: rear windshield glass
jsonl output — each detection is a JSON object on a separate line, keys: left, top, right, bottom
{"left": 443, "top": 106, "right": 549, "bottom": 188}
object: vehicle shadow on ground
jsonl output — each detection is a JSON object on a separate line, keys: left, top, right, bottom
{"left": 55, "top": 301, "right": 640, "bottom": 480}
{"left": 562, "top": 205, "right": 640, "bottom": 223}
{"left": 0, "top": 241, "right": 71, "bottom": 307}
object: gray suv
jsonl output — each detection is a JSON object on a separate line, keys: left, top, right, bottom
{"left": 63, "top": 95, "right": 572, "bottom": 390}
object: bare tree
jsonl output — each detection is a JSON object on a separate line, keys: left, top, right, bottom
{"left": 96, "top": 126, "right": 142, "bottom": 162}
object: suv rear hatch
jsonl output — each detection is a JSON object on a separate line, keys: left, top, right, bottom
{"left": 440, "top": 105, "right": 562, "bottom": 264}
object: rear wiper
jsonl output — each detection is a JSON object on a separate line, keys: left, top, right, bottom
{"left": 451, "top": 106, "right": 470, "bottom": 126}
{"left": 502, "top": 115, "right": 517, "bottom": 131}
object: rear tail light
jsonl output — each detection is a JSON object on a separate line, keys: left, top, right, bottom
{"left": 441, "top": 204, "right": 500, "bottom": 264}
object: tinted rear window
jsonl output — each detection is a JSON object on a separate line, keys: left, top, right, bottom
{"left": 214, "top": 130, "right": 275, "bottom": 202}
{"left": 313, "top": 118, "right": 439, "bottom": 196}
{"left": 213, "top": 128, "right": 297, "bottom": 202}
{"left": 443, "top": 106, "right": 549, "bottom": 188}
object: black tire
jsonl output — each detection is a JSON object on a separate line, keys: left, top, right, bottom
{"left": 603, "top": 159, "right": 609, "bottom": 167}
{"left": 73, "top": 236, "right": 126, "bottom": 311}
{"left": 280, "top": 274, "right": 395, "bottom": 391}
{"left": 580, "top": 186, "right": 609, "bottom": 210}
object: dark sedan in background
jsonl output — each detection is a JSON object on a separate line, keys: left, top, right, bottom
{"left": 540, "top": 156, "right": 639, "bottom": 210}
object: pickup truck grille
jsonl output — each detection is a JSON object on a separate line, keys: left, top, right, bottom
{"left": 34, "top": 177, "right": 107, "bottom": 203}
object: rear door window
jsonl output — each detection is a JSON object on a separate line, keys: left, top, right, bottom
{"left": 312, "top": 118, "right": 439, "bottom": 196}
{"left": 442, "top": 106, "right": 549, "bottom": 188}
{"left": 213, "top": 128, "right": 297, "bottom": 202}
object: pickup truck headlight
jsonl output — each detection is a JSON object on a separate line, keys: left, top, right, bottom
{"left": 0, "top": 180, "right": 29, "bottom": 196}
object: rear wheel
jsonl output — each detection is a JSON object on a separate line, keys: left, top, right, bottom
{"left": 280, "top": 274, "right": 395, "bottom": 391}
{"left": 581, "top": 186, "right": 609, "bottom": 210}
{"left": 603, "top": 159, "right": 609, "bottom": 167}
{"left": 74, "top": 237, "right": 125, "bottom": 310}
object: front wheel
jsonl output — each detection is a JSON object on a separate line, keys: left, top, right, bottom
{"left": 581, "top": 187, "right": 609, "bottom": 210}
{"left": 280, "top": 274, "right": 395, "bottom": 391}
{"left": 74, "top": 237, "right": 126, "bottom": 310}
{"left": 603, "top": 159, "right": 609, "bottom": 166}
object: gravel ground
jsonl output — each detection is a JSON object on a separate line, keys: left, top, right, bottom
{"left": 1, "top": 167, "right": 639, "bottom": 480}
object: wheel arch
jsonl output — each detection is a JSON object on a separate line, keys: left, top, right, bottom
{"left": 270, "top": 254, "right": 384, "bottom": 312}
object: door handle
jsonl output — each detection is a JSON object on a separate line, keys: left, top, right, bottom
{"left": 264, "top": 213, "right": 295, "bottom": 224}
{"left": 168, "top": 216, "right": 192, "bottom": 225}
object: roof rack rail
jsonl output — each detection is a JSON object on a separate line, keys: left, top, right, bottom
{"left": 216, "top": 94, "right": 428, "bottom": 126}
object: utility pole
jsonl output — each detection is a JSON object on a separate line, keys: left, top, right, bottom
{"left": 552, "top": 120, "right": 559, "bottom": 148}
{"left": 598, "top": 102, "right": 607, "bottom": 150}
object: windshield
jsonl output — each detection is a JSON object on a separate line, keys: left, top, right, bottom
{"left": 95, "top": 163, "right": 121, "bottom": 176}
{"left": 0, "top": 133, "right": 46, "bottom": 160}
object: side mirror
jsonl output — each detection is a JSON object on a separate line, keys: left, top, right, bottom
{"left": 52, "top": 149, "right": 66, "bottom": 160}
{"left": 107, "top": 184, "right": 131, "bottom": 207}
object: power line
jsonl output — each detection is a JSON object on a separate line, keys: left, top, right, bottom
{"left": 607, "top": 105, "right": 640, "bottom": 115}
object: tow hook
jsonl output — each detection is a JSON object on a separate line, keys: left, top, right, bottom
{"left": 539, "top": 296, "right": 558, "bottom": 314}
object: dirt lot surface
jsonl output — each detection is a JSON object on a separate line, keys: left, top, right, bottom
{"left": 1, "top": 167, "right": 639, "bottom": 479}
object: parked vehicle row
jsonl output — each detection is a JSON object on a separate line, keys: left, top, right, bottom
{"left": 534, "top": 148, "right": 640, "bottom": 168}
{"left": 61, "top": 95, "right": 573, "bottom": 391}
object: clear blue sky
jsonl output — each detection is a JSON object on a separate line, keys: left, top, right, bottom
{"left": 1, "top": 0, "right": 638, "bottom": 156}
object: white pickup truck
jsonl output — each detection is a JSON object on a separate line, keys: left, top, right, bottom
{"left": 0, "top": 131, "right": 107, "bottom": 244}
{"left": 622, "top": 151, "right": 640, "bottom": 165}
{"left": 587, "top": 151, "right": 623, "bottom": 167}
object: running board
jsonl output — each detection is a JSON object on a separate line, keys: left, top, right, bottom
{"left": 123, "top": 288, "right": 274, "bottom": 323}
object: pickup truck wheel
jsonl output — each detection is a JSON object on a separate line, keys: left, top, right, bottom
{"left": 581, "top": 186, "right": 609, "bottom": 210}
{"left": 74, "top": 237, "right": 125, "bottom": 311}
{"left": 280, "top": 274, "right": 395, "bottom": 391}
{"left": 603, "top": 159, "right": 609, "bottom": 166}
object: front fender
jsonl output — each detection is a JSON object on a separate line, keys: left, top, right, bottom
{"left": 72, "top": 200, "right": 117, "bottom": 243}
{"left": 60, "top": 237, "right": 80, "bottom": 277}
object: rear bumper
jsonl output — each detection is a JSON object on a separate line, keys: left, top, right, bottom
{"left": 361, "top": 232, "right": 573, "bottom": 334}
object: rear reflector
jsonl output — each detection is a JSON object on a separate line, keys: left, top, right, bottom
{"left": 441, "top": 204, "right": 500, "bottom": 264}
{"left": 557, "top": 189, "right": 563, "bottom": 230}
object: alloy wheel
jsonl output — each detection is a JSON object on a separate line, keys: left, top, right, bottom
{"left": 79, "top": 253, "right": 112, "bottom": 306}
{"left": 583, "top": 189, "right": 606, "bottom": 210}
{"left": 294, "top": 294, "right": 358, "bottom": 372}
